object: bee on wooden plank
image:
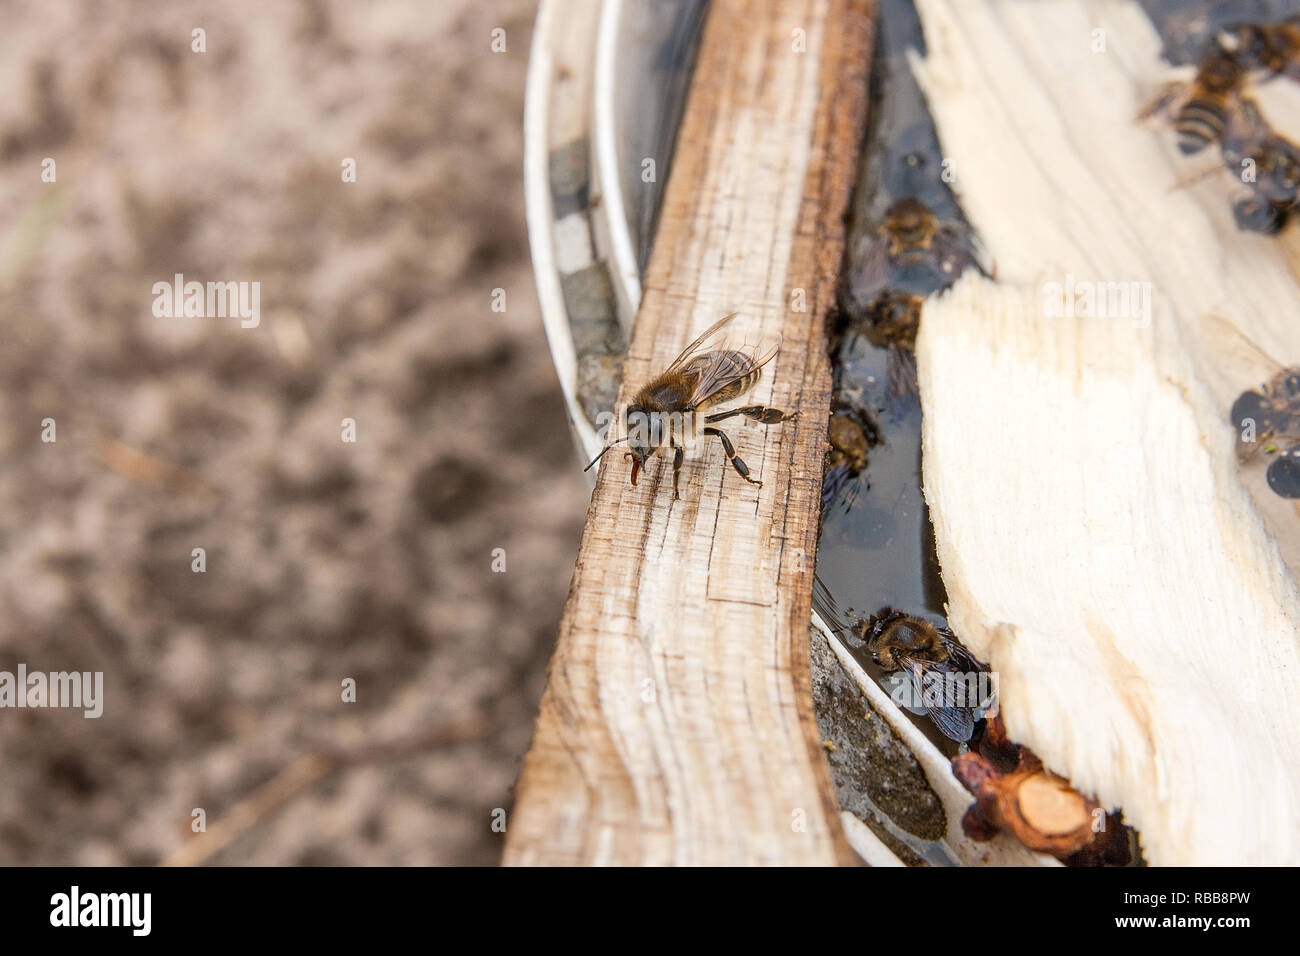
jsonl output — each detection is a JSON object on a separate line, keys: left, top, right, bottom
{"left": 1215, "top": 16, "right": 1300, "bottom": 81}
{"left": 584, "top": 312, "right": 796, "bottom": 499}
{"left": 1218, "top": 97, "right": 1300, "bottom": 233}
{"left": 854, "top": 607, "right": 994, "bottom": 744}
{"left": 1232, "top": 363, "right": 1300, "bottom": 497}
{"left": 1141, "top": 51, "right": 1245, "bottom": 155}
{"left": 1162, "top": 96, "right": 1300, "bottom": 232}
{"left": 1142, "top": 20, "right": 1300, "bottom": 233}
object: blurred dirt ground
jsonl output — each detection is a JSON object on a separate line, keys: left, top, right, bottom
{"left": 0, "top": 0, "right": 586, "bottom": 864}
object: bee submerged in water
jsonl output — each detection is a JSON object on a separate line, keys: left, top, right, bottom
{"left": 863, "top": 290, "right": 924, "bottom": 415}
{"left": 821, "top": 399, "right": 880, "bottom": 514}
{"left": 844, "top": 198, "right": 987, "bottom": 313}
{"left": 854, "top": 608, "right": 994, "bottom": 744}
{"left": 840, "top": 199, "right": 984, "bottom": 418}
{"left": 584, "top": 312, "right": 797, "bottom": 499}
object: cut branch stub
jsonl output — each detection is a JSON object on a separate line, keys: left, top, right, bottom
{"left": 952, "top": 750, "right": 1100, "bottom": 858}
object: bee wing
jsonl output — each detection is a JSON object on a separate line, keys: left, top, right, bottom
{"left": 967, "top": 229, "right": 996, "bottom": 280}
{"left": 886, "top": 344, "right": 920, "bottom": 418}
{"left": 845, "top": 234, "right": 892, "bottom": 313}
{"left": 936, "top": 633, "right": 984, "bottom": 670}
{"left": 905, "top": 657, "right": 979, "bottom": 742}
{"left": 930, "top": 223, "right": 985, "bottom": 282}
{"left": 665, "top": 311, "right": 741, "bottom": 375}
{"left": 1199, "top": 312, "right": 1287, "bottom": 385}
{"left": 890, "top": 657, "right": 931, "bottom": 714}
{"left": 684, "top": 339, "right": 779, "bottom": 409}
{"left": 822, "top": 462, "right": 864, "bottom": 515}
{"left": 1169, "top": 160, "right": 1228, "bottom": 192}
{"left": 1136, "top": 75, "right": 1190, "bottom": 123}
{"left": 1218, "top": 94, "right": 1268, "bottom": 165}
{"left": 927, "top": 700, "right": 977, "bottom": 743}
{"left": 821, "top": 462, "right": 850, "bottom": 513}
{"left": 1198, "top": 312, "right": 1290, "bottom": 438}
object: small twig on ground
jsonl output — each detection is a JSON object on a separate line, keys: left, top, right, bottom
{"left": 160, "top": 715, "right": 492, "bottom": 867}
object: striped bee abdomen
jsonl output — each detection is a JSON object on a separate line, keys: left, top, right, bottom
{"left": 1175, "top": 99, "right": 1227, "bottom": 154}
{"left": 685, "top": 349, "right": 762, "bottom": 409}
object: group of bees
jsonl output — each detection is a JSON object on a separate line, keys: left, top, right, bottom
{"left": 574, "top": 14, "right": 1300, "bottom": 874}
{"left": 818, "top": 195, "right": 988, "bottom": 513}
{"left": 842, "top": 196, "right": 986, "bottom": 404}
{"left": 856, "top": 605, "right": 1135, "bottom": 863}
{"left": 1143, "top": 16, "right": 1300, "bottom": 233}
{"left": 583, "top": 196, "right": 979, "bottom": 501}
{"left": 582, "top": 22, "right": 1300, "bottom": 500}
{"left": 1232, "top": 352, "right": 1300, "bottom": 499}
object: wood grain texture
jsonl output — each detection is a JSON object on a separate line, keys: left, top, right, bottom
{"left": 504, "top": 0, "right": 875, "bottom": 865}
{"left": 911, "top": 0, "right": 1300, "bottom": 865}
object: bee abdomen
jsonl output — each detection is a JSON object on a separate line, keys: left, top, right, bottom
{"left": 1175, "top": 101, "right": 1226, "bottom": 153}
{"left": 687, "top": 350, "right": 761, "bottom": 409}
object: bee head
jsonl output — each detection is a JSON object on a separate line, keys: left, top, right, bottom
{"left": 872, "top": 643, "right": 899, "bottom": 670}
{"left": 624, "top": 403, "right": 654, "bottom": 485}
{"left": 1198, "top": 53, "right": 1240, "bottom": 94}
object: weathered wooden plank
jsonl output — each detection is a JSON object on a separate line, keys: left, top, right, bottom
{"left": 505, "top": 0, "right": 875, "bottom": 865}
{"left": 911, "top": 0, "right": 1300, "bottom": 865}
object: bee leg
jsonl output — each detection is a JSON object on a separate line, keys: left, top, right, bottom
{"left": 705, "top": 405, "right": 799, "bottom": 425}
{"left": 670, "top": 436, "right": 683, "bottom": 500}
{"left": 1137, "top": 81, "right": 1181, "bottom": 122}
{"left": 704, "top": 426, "right": 761, "bottom": 486}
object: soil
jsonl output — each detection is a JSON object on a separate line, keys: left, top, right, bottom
{"left": 0, "top": 0, "right": 586, "bottom": 865}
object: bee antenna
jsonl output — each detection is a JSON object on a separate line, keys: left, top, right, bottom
{"left": 583, "top": 437, "right": 628, "bottom": 472}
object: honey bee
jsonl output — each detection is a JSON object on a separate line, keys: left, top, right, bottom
{"left": 854, "top": 608, "right": 994, "bottom": 743}
{"left": 1219, "top": 96, "right": 1300, "bottom": 232}
{"left": 1212, "top": 314, "right": 1300, "bottom": 498}
{"left": 1141, "top": 51, "right": 1244, "bottom": 155}
{"left": 844, "top": 198, "right": 987, "bottom": 313}
{"left": 821, "top": 400, "right": 880, "bottom": 513}
{"left": 863, "top": 290, "right": 924, "bottom": 413}
{"left": 584, "top": 312, "right": 796, "bottom": 499}
{"left": 1216, "top": 16, "right": 1300, "bottom": 80}
{"left": 1231, "top": 369, "right": 1300, "bottom": 498}
{"left": 861, "top": 289, "right": 921, "bottom": 350}
{"left": 1147, "top": 19, "right": 1300, "bottom": 232}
